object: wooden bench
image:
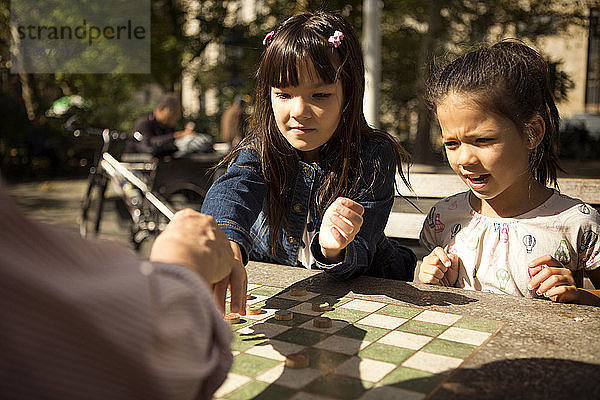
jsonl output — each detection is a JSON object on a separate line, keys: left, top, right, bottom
{"left": 385, "top": 173, "right": 600, "bottom": 259}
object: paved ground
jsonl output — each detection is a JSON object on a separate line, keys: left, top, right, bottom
{"left": 6, "top": 179, "right": 135, "bottom": 252}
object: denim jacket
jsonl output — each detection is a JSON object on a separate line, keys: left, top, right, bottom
{"left": 201, "top": 136, "right": 416, "bottom": 280}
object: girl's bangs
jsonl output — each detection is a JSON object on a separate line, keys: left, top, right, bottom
{"left": 265, "top": 32, "right": 339, "bottom": 88}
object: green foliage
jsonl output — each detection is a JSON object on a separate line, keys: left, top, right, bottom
{"left": 0, "top": 0, "right": 590, "bottom": 179}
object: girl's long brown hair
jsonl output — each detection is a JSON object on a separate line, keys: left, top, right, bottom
{"left": 221, "top": 11, "right": 410, "bottom": 250}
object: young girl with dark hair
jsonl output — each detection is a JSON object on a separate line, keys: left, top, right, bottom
{"left": 202, "top": 11, "right": 416, "bottom": 314}
{"left": 419, "top": 40, "right": 600, "bottom": 306}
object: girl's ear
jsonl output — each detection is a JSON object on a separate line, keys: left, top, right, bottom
{"left": 526, "top": 114, "right": 545, "bottom": 149}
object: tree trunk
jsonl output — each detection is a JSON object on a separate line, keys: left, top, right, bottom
{"left": 18, "top": 72, "right": 36, "bottom": 121}
{"left": 414, "top": 0, "right": 443, "bottom": 164}
{"left": 10, "top": 25, "right": 37, "bottom": 121}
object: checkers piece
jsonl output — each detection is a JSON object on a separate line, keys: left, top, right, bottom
{"left": 247, "top": 305, "right": 262, "bottom": 315}
{"left": 289, "top": 287, "right": 307, "bottom": 297}
{"left": 274, "top": 309, "right": 293, "bottom": 321}
{"left": 313, "top": 316, "right": 332, "bottom": 328}
{"left": 285, "top": 352, "right": 309, "bottom": 369}
{"left": 312, "top": 301, "right": 331, "bottom": 312}
{"left": 224, "top": 313, "right": 241, "bottom": 324}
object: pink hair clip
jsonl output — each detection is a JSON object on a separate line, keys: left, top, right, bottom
{"left": 328, "top": 30, "right": 344, "bottom": 48}
{"left": 263, "top": 31, "right": 274, "bottom": 46}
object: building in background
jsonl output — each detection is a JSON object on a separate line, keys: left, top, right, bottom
{"left": 540, "top": 7, "right": 600, "bottom": 138}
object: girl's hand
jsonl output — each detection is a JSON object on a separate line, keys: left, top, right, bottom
{"left": 527, "top": 255, "right": 578, "bottom": 303}
{"left": 418, "top": 247, "right": 459, "bottom": 286}
{"left": 212, "top": 241, "right": 248, "bottom": 315}
{"left": 319, "top": 197, "right": 364, "bottom": 263}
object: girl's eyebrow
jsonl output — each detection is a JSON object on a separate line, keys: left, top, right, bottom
{"left": 441, "top": 124, "right": 495, "bottom": 138}
{"left": 271, "top": 82, "right": 337, "bottom": 91}
{"left": 308, "top": 81, "right": 336, "bottom": 89}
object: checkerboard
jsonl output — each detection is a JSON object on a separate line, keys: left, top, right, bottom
{"left": 214, "top": 284, "right": 504, "bottom": 400}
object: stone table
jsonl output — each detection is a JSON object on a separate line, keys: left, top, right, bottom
{"left": 245, "top": 261, "right": 600, "bottom": 399}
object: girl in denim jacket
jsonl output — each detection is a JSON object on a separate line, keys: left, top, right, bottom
{"left": 202, "top": 11, "right": 416, "bottom": 314}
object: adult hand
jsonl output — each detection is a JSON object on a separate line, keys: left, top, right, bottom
{"left": 319, "top": 197, "right": 364, "bottom": 263}
{"left": 149, "top": 209, "right": 234, "bottom": 284}
{"left": 418, "top": 247, "right": 459, "bottom": 286}
{"left": 212, "top": 241, "right": 248, "bottom": 315}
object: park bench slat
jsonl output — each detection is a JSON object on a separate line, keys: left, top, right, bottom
{"left": 384, "top": 212, "right": 425, "bottom": 240}
{"left": 395, "top": 174, "right": 600, "bottom": 204}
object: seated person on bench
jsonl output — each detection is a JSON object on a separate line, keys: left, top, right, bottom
{"left": 126, "top": 93, "right": 209, "bottom": 157}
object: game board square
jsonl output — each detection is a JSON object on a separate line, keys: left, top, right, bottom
{"left": 273, "top": 327, "right": 330, "bottom": 346}
{"left": 289, "top": 391, "right": 333, "bottom": 400}
{"left": 298, "top": 318, "right": 348, "bottom": 334}
{"left": 378, "top": 331, "right": 433, "bottom": 350}
{"left": 231, "top": 353, "right": 282, "bottom": 377}
{"left": 303, "top": 373, "right": 372, "bottom": 399}
{"left": 334, "top": 356, "right": 396, "bottom": 382}
{"left": 231, "top": 331, "right": 270, "bottom": 352}
{"left": 266, "top": 312, "right": 313, "bottom": 327}
{"left": 358, "top": 384, "right": 425, "bottom": 400}
{"left": 402, "top": 351, "right": 463, "bottom": 374}
{"left": 338, "top": 299, "right": 386, "bottom": 312}
{"left": 422, "top": 338, "right": 476, "bottom": 358}
{"left": 356, "top": 314, "right": 407, "bottom": 329}
{"left": 246, "top": 294, "right": 269, "bottom": 305}
{"left": 233, "top": 319, "right": 257, "bottom": 331}
{"left": 380, "top": 367, "right": 446, "bottom": 394}
{"left": 375, "top": 305, "right": 423, "bottom": 319}
{"left": 223, "top": 313, "right": 255, "bottom": 331}
{"left": 243, "top": 308, "right": 277, "bottom": 321}
{"left": 396, "top": 320, "right": 448, "bottom": 337}
{"left": 308, "top": 294, "right": 340, "bottom": 305}
{"left": 358, "top": 342, "right": 415, "bottom": 364}
{"left": 256, "top": 364, "right": 322, "bottom": 389}
{"left": 312, "top": 335, "right": 368, "bottom": 355}
{"left": 451, "top": 315, "right": 504, "bottom": 333}
{"left": 276, "top": 290, "right": 320, "bottom": 301}
{"left": 437, "top": 326, "right": 492, "bottom": 346}
{"left": 238, "top": 322, "right": 291, "bottom": 338}
{"left": 263, "top": 297, "right": 301, "bottom": 310}
{"left": 335, "top": 297, "right": 354, "bottom": 306}
{"left": 322, "top": 307, "right": 369, "bottom": 323}
{"left": 245, "top": 339, "right": 306, "bottom": 361}
{"left": 288, "top": 302, "right": 328, "bottom": 316}
{"left": 214, "top": 373, "right": 252, "bottom": 398}
{"left": 303, "top": 346, "right": 352, "bottom": 371}
{"left": 223, "top": 380, "right": 268, "bottom": 400}
{"left": 337, "top": 323, "right": 389, "bottom": 342}
{"left": 249, "top": 285, "right": 282, "bottom": 297}
{"left": 224, "top": 381, "right": 295, "bottom": 400}
{"left": 246, "top": 383, "right": 297, "bottom": 400}
{"left": 412, "top": 310, "right": 461, "bottom": 326}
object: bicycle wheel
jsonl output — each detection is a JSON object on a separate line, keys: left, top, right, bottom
{"left": 80, "top": 173, "right": 108, "bottom": 237}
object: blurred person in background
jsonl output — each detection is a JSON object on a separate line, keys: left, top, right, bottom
{"left": 126, "top": 93, "right": 196, "bottom": 156}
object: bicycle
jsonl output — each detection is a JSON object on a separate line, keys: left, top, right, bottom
{"left": 78, "top": 126, "right": 224, "bottom": 252}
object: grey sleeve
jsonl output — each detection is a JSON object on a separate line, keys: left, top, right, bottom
{"left": 147, "top": 262, "right": 233, "bottom": 400}
{"left": 0, "top": 195, "right": 232, "bottom": 400}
